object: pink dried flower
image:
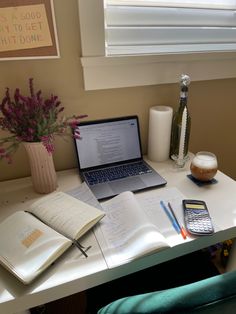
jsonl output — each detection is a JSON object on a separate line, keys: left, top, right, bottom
{"left": 41, "top": 135, "right": 55, "bottom": 153}
{"left": 74, "top": 129, "right": 81, "bottom": 140}
{"left": 69, "top": 120, "right": 78, "bottom": 129}
{"left": 0, "top": 78, "right": 87, "bottom": 162}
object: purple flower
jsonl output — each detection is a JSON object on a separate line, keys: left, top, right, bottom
{"left": 69, "top": 120, "right": 78, "bottom": 129}
{"left": 0, "top": 78, "right": 87, "bottom": 162}
{"left": 74, "top": 130, "right": 81, "bottom": 140}
{"left": 0, "top": 147, "right": 5, "bottom": 154}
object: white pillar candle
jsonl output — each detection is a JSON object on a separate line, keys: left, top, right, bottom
{"left": 148, "top": 106, "right": 173, "bottom": 162}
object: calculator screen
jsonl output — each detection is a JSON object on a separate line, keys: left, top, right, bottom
{"left": 185, "top": 203, "right": 205, "bottom": 210}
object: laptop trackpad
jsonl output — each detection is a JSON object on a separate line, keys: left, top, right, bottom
{"left": 109, "top": 177, "right": 145, "bottom": 194}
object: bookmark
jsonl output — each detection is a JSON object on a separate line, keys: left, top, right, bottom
{"left": 73, "top": 240, "right": 92, "bottom": 258}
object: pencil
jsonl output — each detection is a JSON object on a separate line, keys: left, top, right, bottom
{"left": 160, "top": 201, "right": 180, "bottom": 234}
{"left": 168, "top": 202, "right": 187, "bottom": 239}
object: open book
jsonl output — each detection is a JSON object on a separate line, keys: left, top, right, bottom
{"left": 94, "top": 187, "right": 186, "bottom": 268}
{"left": 0, "top": 190, "right": 105, "bottom": 284}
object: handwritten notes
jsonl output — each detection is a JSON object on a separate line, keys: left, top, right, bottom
{"left": 0, "top": 4, "right": 52, "bottom": 52}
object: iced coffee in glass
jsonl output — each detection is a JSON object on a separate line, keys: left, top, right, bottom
{"left": 190, "top": 151, "right": 218, "bottom": 182}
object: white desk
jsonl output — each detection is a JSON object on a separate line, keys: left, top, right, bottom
{"left": 1, "top": 157, "right": 236, "bottom": 314}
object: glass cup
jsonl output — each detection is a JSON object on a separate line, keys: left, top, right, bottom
{"left": 190, "top": 151, "right": 218, "bottom": 182}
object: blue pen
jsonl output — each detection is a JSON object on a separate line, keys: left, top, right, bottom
{"left": 160, "top": 200, "right": 180, "bottom": 234}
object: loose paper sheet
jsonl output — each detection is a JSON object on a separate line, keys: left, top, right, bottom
{"left": 94, "top": 189, "right": 187, "bottom": 268}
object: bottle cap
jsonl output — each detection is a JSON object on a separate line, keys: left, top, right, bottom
{"left": 180, "top": 74, "right": 191, "bottom": 87}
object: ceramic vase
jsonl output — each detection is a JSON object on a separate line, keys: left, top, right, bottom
{"left": 24, "top": 142, "right": 58, "bottom": 194}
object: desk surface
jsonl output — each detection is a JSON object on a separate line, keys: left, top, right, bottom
{"left": 1, "top": 157, "right": 236, "bottom": 313}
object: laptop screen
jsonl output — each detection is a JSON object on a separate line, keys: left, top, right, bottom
{"left": 74, "top": 117, "right": 142, "bottom": 170}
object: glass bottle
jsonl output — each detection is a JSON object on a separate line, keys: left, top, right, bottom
{"left": 170, "top": 74, "right": 191, "bottom": 167}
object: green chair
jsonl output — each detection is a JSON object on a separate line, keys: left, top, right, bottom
{"left": 97, "top": 269, "right": 236, "bottom": 314}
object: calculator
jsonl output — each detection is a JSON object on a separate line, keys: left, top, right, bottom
{"left": 182, "top": 199, "right": 214, "bottom": 235}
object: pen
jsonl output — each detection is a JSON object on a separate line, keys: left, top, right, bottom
{"left": 160, "top": 200, "right": 180, "bottom": 234}
{"left": 73, "top": 240, "right": 92, "bottom": 258}
{"left": 168, "top": 202, "right": 187, "bottom": 240}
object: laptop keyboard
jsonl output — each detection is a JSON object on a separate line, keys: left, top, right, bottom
{"left": 84, "top": 162, "right": 152, "bottom": 185}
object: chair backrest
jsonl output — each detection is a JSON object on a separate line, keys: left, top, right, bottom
{"left": 97, "top": 269, "right": 236, "bottom": 314}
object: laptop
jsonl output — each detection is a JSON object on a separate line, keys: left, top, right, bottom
{"left": 73, "top": 116, "right": 167, "bottom": 200}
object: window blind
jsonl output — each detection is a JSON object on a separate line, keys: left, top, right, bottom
{"left": 104, "top": 0, "right": 236, "bottom": 55}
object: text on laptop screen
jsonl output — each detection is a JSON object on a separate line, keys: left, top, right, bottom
{"left": 75, "top": 118, "right": 142, "bottom": 169}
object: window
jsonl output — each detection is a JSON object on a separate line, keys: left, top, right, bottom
{"left": 78, "top": 0, "right": 236, "bottom": 90}
{"left": 105, "top": 0, "right": 236, "bottom": 55}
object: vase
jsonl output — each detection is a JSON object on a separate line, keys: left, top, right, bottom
{"left": 23, "top": 142, "right": 58, "bottom": 194}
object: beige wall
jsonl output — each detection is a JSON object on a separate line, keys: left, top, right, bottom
{"left": 1, "top": 0, "right": 236, "bottom": 182}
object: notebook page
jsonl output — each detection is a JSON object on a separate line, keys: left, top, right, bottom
{"left": 28, "top": 192, "right": 104, "bottom": 240}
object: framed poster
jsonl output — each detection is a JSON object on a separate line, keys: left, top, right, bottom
{"left": 0, "top": 0, "right": 59, "bottom": 60}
